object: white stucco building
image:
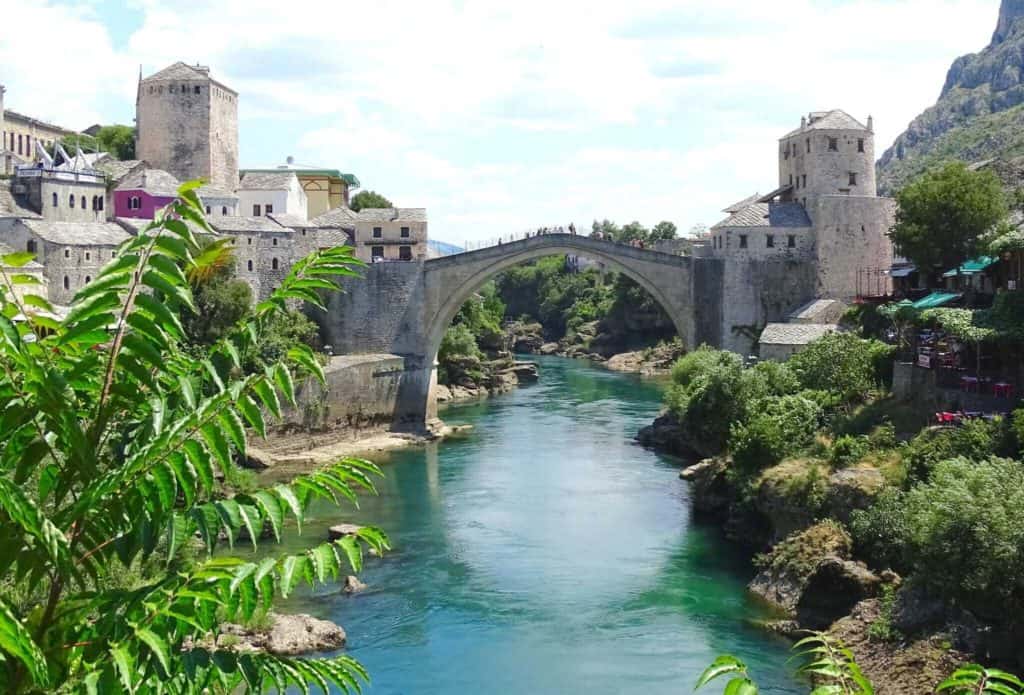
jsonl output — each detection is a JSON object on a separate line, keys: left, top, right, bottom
{"left": 237, "top": 171, "right": 308, "bottom": 221}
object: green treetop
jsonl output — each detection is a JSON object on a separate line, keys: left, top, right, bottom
{"left": 890, "top": 162, "right": 1007, "bottom": 282}
{"left": 350, "top": 190, "right": 394, "bottom": 212}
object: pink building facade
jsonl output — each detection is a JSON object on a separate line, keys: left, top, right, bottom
{"left": 112, "top": 188, "right": 176, "bottom": 219}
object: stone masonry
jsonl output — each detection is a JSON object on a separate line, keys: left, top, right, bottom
{"left": 136, "top": 62, "right": 239, "bottom": 191}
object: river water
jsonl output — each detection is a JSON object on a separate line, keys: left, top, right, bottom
{"left": 275, "top": 356, "right": 800, "bottom": 694}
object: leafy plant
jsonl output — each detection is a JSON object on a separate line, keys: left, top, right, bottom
{"left": 694, "top": 654, "right": 759, "bottom": 694}
{"left": 867, "top": 585, "right": 900, "bottom": 643}
{"left": 0, "top": 182, "right": 390, "bottom": 693}
{"left": 938, "top": 665, "right": 1024, "bottom": 694}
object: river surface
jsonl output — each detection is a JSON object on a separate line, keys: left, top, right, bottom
{"left": 273, "top": 356, "right": 800, "bottom": 694}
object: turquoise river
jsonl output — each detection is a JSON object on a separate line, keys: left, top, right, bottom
{"left": 271, "top": 355, "right": 801, "bottom": 694}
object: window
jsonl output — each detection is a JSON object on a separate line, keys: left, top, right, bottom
{"left": 766, "top": 235, "right": 775, "bottom": 248}
{"left": 85, "top": 276, "right": 91, "bottom": 284}
{"left": 17, "top": 134, "right": 22, "bottom": 155}
{"left": 247, "top": 260, "right": 253, "bottom": 271}
{"left": 399, "top": 245, "right": 413, "bottom": 260}
{"left": 64, "top": 249, "right": 70, "bottom": 259}
{"left": 849, "top": 172, "right": 857, "bottom": 186}
{"left": 857, "top": 138, "right": 865, "bottom": 153}
{"left": 802, "top": 175, "right": 807, "bottom": 188}
{"left": 828, "top": 137, "right": 838, "bottom": 151}
{"left": 372, "top": 226, "right": 382, "bottom": 238}
{"left": 63, "top": 276, "right": 69, "bottom": 290}
{"left": 795, "top": 177, "right": 799, "bottom": 190}
{"left": 806, "top": 139, "right": 811, "bottom": 153}
{"left": 85, "top": 252, "right": 91, "bottom": 261}
{"left": 739, "top": 235, "right": 748, "bottom": 249}
{"left": 129, "top": 196, "right": 140, "bottom": 210}
{"left": 52, "top": 193, "right": 58, "bottom": 208}
{"left": 247, "top": 237, "right": 252, "bottom": 245}
{"left": 400, "top": 226, "right": 410, "bottom": 238}
{"left": 264, "top": 204, "right": 273, "bottom": 215}
{"left": 194, "top": 85, "right": 201, "bottom": 94}
{"left": 788, "top": 235, "right": 796, "bottom": 248}
{"left": 371, "top": 245, "right": 385, "bottom": 259}
{"left": 253, "top": 204, "right": 261, "bottom": 216}
{"left": 272, "top": 238, "right": 278, "bottom": 246}
{"left": 205, "top": 205, "right": 211, "bottom": 215}
{"left": 788, "top": 174, "right": 793, "bottom": 186}
{"left": 97, "top": 196, "right": 104, "bottom": 211}
{"left": 80, "top": 196, "right": 86, "bottom": 210}
{"left": 271, "top": 258, "right": 279, "bottom": 270}
{"left": 221, "top": 206, "right": 227, "bottom": 215}
{"left": 112, "top": 251, "right": 116, "bottom": 258}
{"left": 26, "top": 240, "right": 36, "bottom": 254}
{"left": 69, "top": 194, "right": 75, "bottom": 208}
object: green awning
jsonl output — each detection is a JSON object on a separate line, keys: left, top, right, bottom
{"left": 912, "top": 292, "right": 962, "bottom": 309}
{"left": 942, "top": 256, "right": 996, "bottom": 278}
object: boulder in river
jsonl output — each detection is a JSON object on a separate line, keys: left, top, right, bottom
{"left": 219, "top": 613, "right": 347, "bottom": 655}
{"left": 328, "top": 523, "right": 363, "bottom": 540}
{"left": 343, "top": 575, "right": 368, "bottom": 594}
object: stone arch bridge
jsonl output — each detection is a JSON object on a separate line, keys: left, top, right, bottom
{"left": 314, "top": 233, "right": 813, "bottom": 431}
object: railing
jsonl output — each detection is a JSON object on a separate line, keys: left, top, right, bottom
{"left": 14, "top": 166, "right": 103, "bottom": 183}
{"left": 461, "top": 226, "right": 586, "bottom": 252}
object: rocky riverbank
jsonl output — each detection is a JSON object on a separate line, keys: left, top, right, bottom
{"left": 437, "top": 357, "right": 539, "bottom": 404}
{"left": 671, "top": 451, "right": 1003, "bottom": 693}
{"left": 506, "top": 319, "right": 682, "bottom": 375}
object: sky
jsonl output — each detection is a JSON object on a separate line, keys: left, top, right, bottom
{"left": 0, "top": 0, "right": 999, "bottom": 245}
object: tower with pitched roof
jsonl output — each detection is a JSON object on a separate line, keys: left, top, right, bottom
{"left": 136, "top": 62, "right": 239, "bottom": 191}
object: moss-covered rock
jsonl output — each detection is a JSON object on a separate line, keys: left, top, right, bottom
{"left": 749, "top": 521, "right": 853, "bottom": 613}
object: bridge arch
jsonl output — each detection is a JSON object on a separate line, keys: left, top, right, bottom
{"left": 414, "top": 234, "right": 696, "bottom": 427}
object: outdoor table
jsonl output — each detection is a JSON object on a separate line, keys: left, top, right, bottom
{"left": 960, "top": 376, "right": 980, "bottom": 392}
{"left": 994, "top": 382, "right": 1016, "bottom": 399}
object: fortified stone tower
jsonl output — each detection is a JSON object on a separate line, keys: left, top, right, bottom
{"left": 136, "top": 62, "right": 239, "bottom": 191}
{"left": 777, "top": 110, "right": 876, "bottom": 220}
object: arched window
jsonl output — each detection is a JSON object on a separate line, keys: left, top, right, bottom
{"left": 85, "top": 276, "right": 91, "bottom": 284}
{"left": 64, "top": 249, "right": 70, "bottom": 259}
{"left": 247, "top": 260, "right": 253, "bottom": 271}
{"left": 221, "top": 206, "right": 227, "bottom": 215}
{"left": 97, "top": 196, "right": 103, "bottom": 211}
{"left": 205, "top": 205, "right": 211, "bottom": 215}
{"left": 80, "top": 196, "right": 86, "bottom": 210}
{"left": 63, "top": 276, "right": 69, "bottom": 290}
{"left": 272, "top": 238, "right": 278, "bottom": 246}
{"left": 26, "top": 240, "right": 36, "bottom": 254}
{"left": 69, "top": 194, "right": 74, "bottom": 208}
{"left": 129, "top": 196, "right": 140, "bottom": 210}
{"left": 85, "top": 252, "right": 91, "bottom": 261}
{"left": 52, "top": 192, "right": 58, "bottom": 207}
{"left": 271, "top": 258, "right": 279, "bottom": 270}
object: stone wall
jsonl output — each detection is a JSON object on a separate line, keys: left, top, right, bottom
{"left": 223, "top": 229, "right": 301, "bottom": 301}
{"left": 23, "top": 177, "right": 106, "bottom": 223}
{"left": 281, "top": 354, "right": 406, "bottom": 432}
{"left": 780, "top": 126, "right": 876, "bottom": 206}
{"left": 716, "top": 256, "right": 818, "bottom": 355}
{"left": 813, "top": 195, "right": 895, "bottom": 301}
{"left": 208, "top": 81, "right": 239, "bottom": 191}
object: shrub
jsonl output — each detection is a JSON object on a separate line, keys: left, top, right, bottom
{"left": 899, "top": 457, "right": 1024, "bottom": 619}
{"left": 868, "top": 585, "right": 901, "bottom": 643}
{"left": 729, "top": 394, "right": 822, "bottom": 474}
{"left": 830, "top": 434, "right": 870, "bottom": 468}
{"left": 850, "top": 487, "right": 908, "bottom": 572}
{"left": 903, "top": 417, "right": 1013, "bottom": 482}
{"left": 788, "top": 332, "right": 894, "bottom": 405}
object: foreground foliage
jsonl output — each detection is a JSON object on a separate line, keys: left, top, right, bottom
{"left": 697, "top": 634, "right": 1023, "bottom": 694}
{"left": 0, "top": 184, "right": 389, "bottom": 693}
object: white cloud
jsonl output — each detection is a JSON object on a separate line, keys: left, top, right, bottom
{"left": 1, "top": 0, "right": 1002, "bottom": 242}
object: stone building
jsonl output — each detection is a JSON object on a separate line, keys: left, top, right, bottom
{"left": 136, "top": 62, "right": 239, "bottom": 191}
{"left": 353, "top": 208, "right": 428, "bottom": 262}
{"left": 240, "top": 157, "right": 359, "bottom": 219}
{"left": 0, "top": 84, "right": 74, "bottom": 174}
{"left": 237, "top": 171, "right": 308, "bottom": 220}
{"left": 710, "top": 110, "right": 895, "bottom": 301}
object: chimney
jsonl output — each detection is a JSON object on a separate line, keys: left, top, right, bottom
{"left": 867, "top": 115, "right": 874, "bottom": 132}
{"left": 800, "top": 115, "right": 807, "bottom": 129}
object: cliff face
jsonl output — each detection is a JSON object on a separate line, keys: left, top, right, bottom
{"left": 877, "top": 0, "right": 1024, "bottom": 193}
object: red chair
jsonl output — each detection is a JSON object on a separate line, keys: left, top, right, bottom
{"left": 994, "top": 382, "right": 1015, "bottom": 399}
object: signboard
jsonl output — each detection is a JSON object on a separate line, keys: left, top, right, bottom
{"left": 918, "top": 354, "right": 932, "bottom": 369}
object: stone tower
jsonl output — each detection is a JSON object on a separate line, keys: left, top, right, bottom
{"left": 136, "top": 62, "right": 239, "bottom": 191}
{"left": 777, "top": 110, "right": 876, "bottom": 215}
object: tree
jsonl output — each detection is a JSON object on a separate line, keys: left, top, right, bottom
{"left": 650, "top": 221, "right": 678, "bottom": 241}
{"left": 890, "top": 162, "right": 1007, "bottom": 284}
{"left": 349, "top": 190, "right": 393, "bottom": 212}
{"left": 0, "top": 183, "right": 389, "bottom": 693}
{"left": 95, "top": 125, "right": 137, "bottom": 160}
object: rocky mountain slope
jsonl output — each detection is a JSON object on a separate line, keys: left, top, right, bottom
{"left": 877, "top": 0, "right": 1024, "bottom": 193}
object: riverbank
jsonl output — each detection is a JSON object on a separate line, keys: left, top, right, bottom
{"left": 637, "top": 339, "right": 1024, "bottom": 691}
